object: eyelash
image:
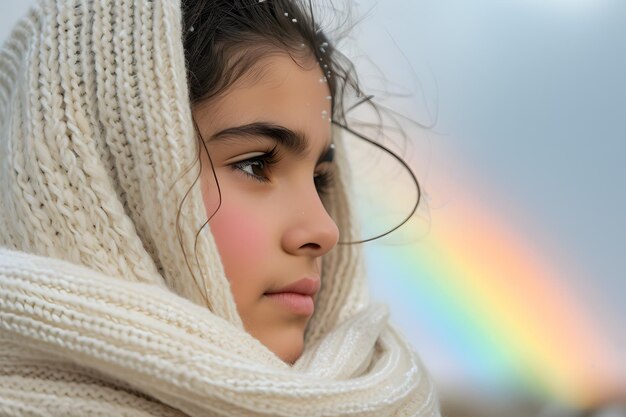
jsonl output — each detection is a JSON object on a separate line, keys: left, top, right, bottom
{"left": 230, "top": 147, "right": 335, "bottom": 195}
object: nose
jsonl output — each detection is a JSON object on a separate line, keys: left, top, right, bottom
{"left": 281, "top": 185, "right": 339, "bottom": 258}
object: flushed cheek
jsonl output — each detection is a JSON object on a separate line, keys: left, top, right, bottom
{"left": 207, "top": 198, "right": 273, "bottom": 298}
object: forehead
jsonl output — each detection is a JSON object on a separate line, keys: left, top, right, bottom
{"left": 193, "top": 53, "right": 332, "bottom": 150}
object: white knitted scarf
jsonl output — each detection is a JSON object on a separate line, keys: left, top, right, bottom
{"left": 0, "top": 0, "right": 440, "bottom": 416}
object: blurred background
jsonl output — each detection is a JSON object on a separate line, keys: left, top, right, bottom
{"left": 2, "top": 1, "right": 624, "bottom": 416}
{"left": 334, "top": 0, "right": 626, "bottom": 416}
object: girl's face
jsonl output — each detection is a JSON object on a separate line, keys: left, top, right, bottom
{"left": 193, "top": 53, "right": 339, "bottom": 364}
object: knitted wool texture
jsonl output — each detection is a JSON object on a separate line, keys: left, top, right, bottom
{"left": 0, "top": 0, "right": 441, "bottom": 416}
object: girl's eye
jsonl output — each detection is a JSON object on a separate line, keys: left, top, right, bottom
{"left": 314, "top": 169, "right": 335, "bottom": 196}
{"left": 236, "top": 159, "right": 266, "bottom": 179}
{"left": 232, "top": 157, "right": 271, "bottom": 182}
{"left": 230, "top": 147, "right": 278, "bottom": 183}
{"left": 230, "top": 147, "right": 335, "bottom": 194}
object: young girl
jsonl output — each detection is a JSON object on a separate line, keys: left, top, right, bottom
{"left": 0, "top": 0, "right": 440, "bottom": 415}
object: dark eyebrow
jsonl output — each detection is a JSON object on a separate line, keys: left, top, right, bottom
{"left": 208, "top": 121, "right": 333, "bottom": 164}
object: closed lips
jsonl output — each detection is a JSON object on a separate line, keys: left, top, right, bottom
{"left": 264, "top": 277, "right": 320, "bottom": 296}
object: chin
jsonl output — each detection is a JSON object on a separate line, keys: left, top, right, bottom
{"left": 264, "top": 327, "right": 306, "bottom": 365}
{"left": 282, "top": 344, "right": 305, "bottom": 365}
{"left": 242, "top": 310, "right": 309, "bottom": 364}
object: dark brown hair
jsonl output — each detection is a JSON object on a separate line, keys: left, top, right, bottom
{"left": 175, "top": 0, "right": 422, "bottom": 287}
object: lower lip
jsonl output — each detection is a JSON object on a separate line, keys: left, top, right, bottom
{"left": 264, "top": 292, "right": 314, "bottom": 315}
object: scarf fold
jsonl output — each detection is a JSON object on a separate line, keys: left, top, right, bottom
{"left": 0, "top": 0, "right": 440, "bottom": 415}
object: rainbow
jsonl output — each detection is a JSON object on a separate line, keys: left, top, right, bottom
{"left": 355, "top": 152, "right": 624, "bottom": 408}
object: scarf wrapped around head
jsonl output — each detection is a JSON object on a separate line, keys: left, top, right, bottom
{"left": 0, "top": 0, "right": 440, "bottom": 415}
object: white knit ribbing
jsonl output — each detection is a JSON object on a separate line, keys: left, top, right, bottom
{"left": 0, "top": 0, "right": 441, "bottom": 415}
{"left": 0, "top": 249, "right": 440, "bottom": 416}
